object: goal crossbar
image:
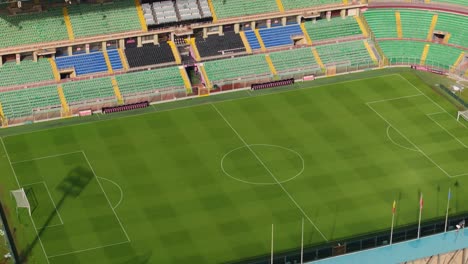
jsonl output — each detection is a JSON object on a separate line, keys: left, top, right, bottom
{"left": 457, "top": 110, "right": 468, "bottom": 122}
{"left": 11, "top": 188, "right": 31, "bottom": 217}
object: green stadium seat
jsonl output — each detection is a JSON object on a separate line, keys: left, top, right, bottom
{"left": 305, "top": 16, "right": 362, "bottom": 42}
{"left": 282, "top": 0, "right": 342, "bottom": 10}
{"left": 115, "top": 67, "right": 185, "bottom": 97}
{"left": 425, "top": 43, "right": 464, "bottom": 69}
{"left": 0, "top": 8, "right": 68, "bottom": 49}
{"left": 316, "top": 40, "right": 373, "bottom": 67}
{"left": 62, "top": 77, "right": 115, "bottom": 104}
{"left": 399, "top": 10, "right": 434, "bottom": 39}
{"left": 0, "top": 85, "right": 60, "bottom": 118}
{"left": 204, "top": 54, "right": 272, "bottom": 81}
{"left": 67, "top": 0, "right": 142, "bottom": 38}
{"left": 430, "top": 0, "right": 468, "bottom": 6}
{"left": 210, "top": 0, "right": 279, "bottom": 19}
{"left": 363, "top": 10, "right": 398, "bottom": 38}
{"left": 433, "top": 13, "right": 468, "bottom": 47}
{"left": 0, "top": 60, "right": 54, "bottom": 88}
{"left": 269, "top": 48, "right": 320, "bottom": 75}
{"left": 378, "top": 40, "right": 426, "bottom": 65}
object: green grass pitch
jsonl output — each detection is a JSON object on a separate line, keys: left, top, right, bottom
{"left": 1, "top": 71, "right": 468, "bottom": 263}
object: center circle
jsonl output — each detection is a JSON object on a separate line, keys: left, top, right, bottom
{"left": 221, "top": 144, "right": 304, "bottom": 185}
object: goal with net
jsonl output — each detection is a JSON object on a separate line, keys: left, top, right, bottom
{"left": 457, "top": 110, "right": 468, "bottom": 122}
{"left": 11, "top": 189, "right": 31, "bottom": 217}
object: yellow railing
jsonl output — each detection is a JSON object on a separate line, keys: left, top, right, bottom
{"left": 239, "top": 31, "right": 252, "bottom": 53}
{"left": 118, "top": 49, "right": 129, "bottom": 71}
{"left": 207, "top": 0, "right": 218, "bottom": 22}
{"left": 355, "top": 16, "right": 369, "bottom": 38}
{"left": 275, "top": 0, "right": 285, "bottom": 12}
{"left": 395, "top": 12, "right": 402, "bottom": 39}
{"left": 48, "top": 58, "right": 61, "bottom": 81}
{"left": 312, "top": 48, "right": 325, "bottom": 70}
{"left": 187, "top": 38, "right": 201, "bottom": 61}
{"left": 300, "top": 22, "right": 312, "bottom": 45}
{"left": 179, "top": 66, "right": 192, "bottom": 94}
{"left": 363, "top": 40, "right": 378, "bottom": 65}
{"left": 443, "top": 33, "right": 451, "bottom": 44}
{"left": 103, "top": 50, "right": 114, "bottom": 74}
{"left": 265, "top": 55, "right": 277, "bottom": 75}
{"left": 254, "top": 29, "right": 267, "bottom": 52}
{"left": 420, "top": 44, "right": 430, "bottom": 65}
{"left": 168, "top": 41, "right": 182, "bottom": 64}
{"left": 62, "top": 7, "right": 75, "bottom": 41}
{"left": 134, "top": 0, "right": 148, "bottom": 32}
{"left": 450, "top": 52, "right": 465, "bottom": 73}
{"left": 427, "top": 14, "right": 438, "bottom": 41}
{"left": 111, "top": 78, "right": 124, "bottom": 104}
{"left": 0, "top": 101, "right": 7, "bottom": 127}
{"left": 57, "top": 85, "right": 71, "bottom": 117}
{"left": 198, "top": 64, "right": 212, "bottom": 89}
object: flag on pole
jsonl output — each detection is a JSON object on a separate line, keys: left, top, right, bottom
{"left": 419, "top": 194, "right": 424, "bottom": 209}
{"left": 392, "top": 200, "right": 396, "bottom": 214}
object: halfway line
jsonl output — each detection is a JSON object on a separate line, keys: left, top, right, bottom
{"left": 211, "top": 104, "right": 328, "bottom": 242}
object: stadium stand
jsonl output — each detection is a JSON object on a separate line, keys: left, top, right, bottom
{"left": 425, "top": 43, "right": 464, "bottom": 69}
{"left": 152, "top": 1, "right": 178, "bottom": 24}
{"left": 55, "top": 51, "right": 122, "bottom": 75}
{"left": 0, "top": 8, "right": 68, "bottom": 49}
{"left": 431, "top": 0, "right": 468, "bottom": 6}
{"left": 0, "top": 85, "right": 60, "bottom": 119}
{"left": 210, "top": 0, "right": 279, "bottom": 19}
{"left": 315, "top": 40, "right": 374, "bottom": 66}
{"left": 378, "top": 40, "right": 426, "bottom": 64}
{"left": 195, "top": 32, "right": 246, "bottom": 57}
{"left": 67, "top": 0, "right": 143, "bottom": 38}
{"left": 176, "top": 0, "right": 202, "bottom": 21}
{"left": 203, "top": 54, "right": 271, "bottom": 81}
{"left": 363, "top": 9, "right": 398, "bottom": 38}
{"left": 433, "top": 12, "right": 468, "bottom": 47}
{"left": 124, "top": 43, "right": 175, "bottom": 68}
{"left": 115, "top": 66, "right": 185, "bottom": 97}
{"left": 268, "top": 48, "right": 320, "bottom": 74}
{"left": 0, "top": 60, "right": 54, "bottom": 88}
{"left": 199, "top": 0, "right": 213, "bottom": 18}
{"left": 399, "top": 10, "right": 433, "bottom": 39}
{"left": 258, "top": 24, "right": 303, "bottom": 49}
{"left": 62, "top": 77, "right": 115, "bottom": 104}
{"left": 245, "top": 30, "right": 261, "bottom": 50}
{"left": 141, "top": 3, "right": 157, "bottom": 26}
{"left": 304, "top": 16, "right": 363, "bottom": 42}
{"left": 281, "top": 0, "right": 342, "bottom": 10}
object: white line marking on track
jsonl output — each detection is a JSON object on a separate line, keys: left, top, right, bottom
{"left": 211, "top": 104, "right": 329, "bottom": 242}
{"left": 11, "top": 150, "right": 83, "bottom": 164}
{"left": 386, "top": 126, "right": 420, "bottom": 152}
{"left": 81, "top": 151, "right": 131, "bottom": 242}
{"left": 47, "top": 240, "right": 130, "bottom": 259}
{"left": 98, "top": 177, "right": 124, "bottom": 210}
{"left": 0, "top": 137, "right": 51, "bottom": 264}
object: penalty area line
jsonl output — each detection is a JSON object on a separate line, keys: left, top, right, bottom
{"left": 211, "top": 103, "right": 329, "bottom": 242}
{"left": 47, "top": 240, "right": 130, "bottom": 259}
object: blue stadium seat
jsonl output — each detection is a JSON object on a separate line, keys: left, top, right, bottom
{"left": 55, "top": 52, "right": 108, "bottom": 75}
{"left": 245, "top": 31, "right": 261, "bottom": 50}
{"left": 259, "top": 24, "right": 303, "bottom": 48}
{"left": 107, "top": 49, "right": 123, "bottom": 71}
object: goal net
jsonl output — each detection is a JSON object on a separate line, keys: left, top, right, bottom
{"left": 11, "top": 189, "right": 31, "bottom": 217}
{"left": 457, "top": 110, "right": 468, "bottom": 122}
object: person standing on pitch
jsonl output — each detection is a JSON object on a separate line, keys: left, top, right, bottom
{"left": 456, "top": 220, "right": 465, "bottom": 232}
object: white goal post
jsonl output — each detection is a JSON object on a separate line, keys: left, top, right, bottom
{"left": 457, "top": 110, "right": 468, "bottom": 122}
{"left": 11, "top": 189, "right": 31, "bottom": 217}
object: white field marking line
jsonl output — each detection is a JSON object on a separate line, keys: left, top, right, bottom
{"left": 0, "top": 137, "right": 51, "bottom": 264}
{"left": 398, "top": 74, "right": 468, "bottom": 128}
{"left": 366, "top": 103, "right": 452, "bottom": 178}
{"left": 220, "top": 144, "right": 305, "bottom": 185}
{"left": 81, "top": 151, "right": 131, "bottom": 242}
{"left": 426, "top": 114, "right": 468, "bottom": 149}
{"left": 428, "top": 111, "right": 468, "bottom": 130}
{"left": 211, "top": 104, "right": 329, "bottom": 242}
{"left": 386, "top": 126, "right": 419, "bottom": 152}
{"left": 21, "top": 181, "right": 64, "bottom": 226}
{"left": 451, "top": 173, "right": 468, "bottom": 178}
{"left": 3, "top": 73, "right": 403, "bottom": 139}
{"left": 36, "top": 223, "right": 63, "bottom": 230}
{"left": 366, "top": 93, "right": 423, "bottom": 105}
{"left": 97, "top": 177, "right": 124, "bottom": 210}
{"left": 47, "top": 240, "right": 130, "bottom": 259}
{"left": 11, "top": 150, "right": 83, "bottom": 164}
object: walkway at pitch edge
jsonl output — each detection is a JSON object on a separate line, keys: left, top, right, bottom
{"left": 312, "top": 229, "right": 468, "bottom": 264}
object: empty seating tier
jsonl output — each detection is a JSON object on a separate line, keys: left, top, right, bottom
{"left": 153, "top": 1, "right": 178, "bottom": 24}
{"left": 0, "top": 60, "right": 54, "bottom": 88}
{"left": 0, "top": 8, "right": 68, "bottom": 49}
{"left": 258, "top": 24, "right": 303, "bottom": 49}
{"left": 434, "top": 12, "right": 468, "bottom": 47}
{"left": 363, "top": 10, "right": 398, "bottom": 38}
{"left": 67, "top": 1, "right": 142, "bottom": 38}
{"left": 198, "top": 0, "right": 213, "bottom": 18}
{"left": 124, "top": 43, "right": 175, "bottom": 68}
{"left": 244, "top": 31, "right": 261, "bottom": 50}
{"left": 177, "top": 0, "right": 202, "bottom": 21}
{"left": 210, "top": 0, "right": 279, "bottom": 19}
{"left": 378, "top": 40, "right": 426, "bottom": 64}
{"left": 196, "top": 32, "right": 246, "bottom": 57}
{"left": 399, "top": 10, "right": 433, "bottom": 39}
{"left": 62, "top": 78, "right": 115, "bottom": 104}
{"left": 56, "top": 52, "right": 108, "bottom": 75}
{"left": 107, "top": 49, "right": 124, "bottom": 70}
{"left": 269, "top": 48, "right": 320, "bottom": 74}
{"left": 0, "top": 85, "right": 60, "bottom": 118}
{"left": 425, "top": 43, "right": 463, "bottom": 69}
{"left": 281, "top": 0, "right": 341, "bottom": 10}
{"left": 305, "top": 17, "right": 362, "bottom": 42}
{"left": 204, "top": 54, "right": 271, "bottom": 81}
{"left": 115, "top": 67, "right": 185, "bottom": 97}
{"left": 431, "top": 0, "right": 468, "bottom": 6}
{"left": 315, "top": 40, "right": 373, "bottom": 66}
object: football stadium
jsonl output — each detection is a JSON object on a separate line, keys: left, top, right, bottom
{"left": 0, "top": 0, "right": 467, "bottom": 263}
